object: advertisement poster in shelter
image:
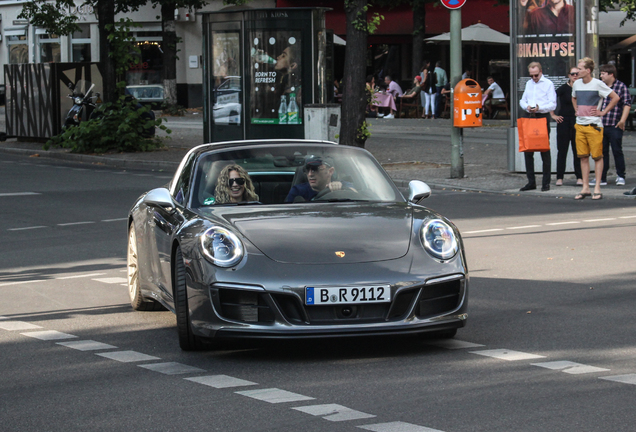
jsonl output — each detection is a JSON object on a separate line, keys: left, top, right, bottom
{"left": 249, "top": 30, "right": 302, "bottom": 125}
{"left": 514, "top": 0, "right": 577, "bottom": 117}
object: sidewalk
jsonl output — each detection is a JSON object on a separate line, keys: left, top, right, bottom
{"left": 1, "top": 108, "right": 636, "bottom": 200}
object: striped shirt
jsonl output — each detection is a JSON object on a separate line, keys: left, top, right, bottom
{"left": 601, "top": 79, "right": 631, "bottom": 127}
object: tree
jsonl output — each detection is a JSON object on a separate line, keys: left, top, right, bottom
{"left": 19, "top": 0, "right": 147, "bottom": 102}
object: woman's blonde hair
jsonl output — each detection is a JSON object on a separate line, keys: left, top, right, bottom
{"left": 214, "top": 164, "right": 259, "bottom": 203}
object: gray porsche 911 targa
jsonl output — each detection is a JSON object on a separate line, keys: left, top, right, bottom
{"left": 127, "top": 140, "right": 468, "bottom": 350}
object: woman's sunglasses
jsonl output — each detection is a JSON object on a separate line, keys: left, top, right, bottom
{"left": 570, "top": 72, "right": 579, "bottom": 76}
{"left": 228, "top": 178, "right": 245, "bottom": 186}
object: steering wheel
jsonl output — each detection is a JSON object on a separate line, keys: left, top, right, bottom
{"left": 313, "top": 187, "right": 360, "bottom": 201}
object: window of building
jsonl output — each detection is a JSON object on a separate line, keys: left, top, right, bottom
{"left": 71, "top": 24, "right": 92, "bottom": 62}
{"left": 127, "top": 31, "right": 163, "bottom": 86}
{"left": 36, "top": 30, "right": 61, "bottom": 63}
{"left": 6, "top": 31, "right": 28, "bottom": 64}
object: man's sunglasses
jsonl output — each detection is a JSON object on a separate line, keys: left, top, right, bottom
{"left": 228, "top": 178, "right": 245, "bottom": 186}
{"left": 304, "top": 165, "right": 326, "bottom": 173}
{"left": 530, "top": 74, "right": 540, "bottom": 78}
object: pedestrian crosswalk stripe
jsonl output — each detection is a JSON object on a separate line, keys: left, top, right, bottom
{"left": 96, "top": 350, "right": 160, "bottom": 363}
{"left": 426, "top": 339, "right": 485, "bottom": 349}
{"left": 358, "top": 421, "right": 445, "bottom": 432}
{"left": 236, "top": 388, "right": 315, "bottom": 403}
{"left": 21, "top": 330, "right": 78, "bottom": 340}
{"left": 293, "top": 404, "right": 376, "bottom": 422}
{"left": 57, "top": 340, "right": 118, "bottom": 351}
{"left": 532, "top": 360, "right": 610, "bottom": 374}
{"left": 600, "top": 374, "right": 636, "bottom": 385}
{"left": 93, "top": 277, "right": 128, "bottom": 284}
{"left": 469, "top": 348, "right": 545, "bottom": 361}
{"left": 138, "top": 362, "right": 206, "bottom": 375}
{"left": 0, "top": 321, "right": 43, "bottom": 331}
{"left": 185, "top": 374, "right": 257, "bottom": 388}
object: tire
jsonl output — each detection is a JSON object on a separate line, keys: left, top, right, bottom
{"left": 174, "top": 247, "right": 208, "bottom": 351}
{"left": 128, "top": 224, "right": 164, "bottom": 311}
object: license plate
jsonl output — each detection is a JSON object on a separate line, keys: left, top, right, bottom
{"left": 305, "top": 285, "right": 391, "bottom": 305}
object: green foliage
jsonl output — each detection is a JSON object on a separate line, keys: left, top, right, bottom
{"left": 106, "top": 18, "right": 142, "bottom": 82}
{"left": 18, "top": 0, "right": 79, "bottom": 35}
{"left": 46, "top": 96, "right": 170, "bottom": 154}
{"left": 356, "top": 121, "right": 372, "bottom": 142}
{"left": 161, "top": 103, "right": 187, "bottom": 116}
{"left": 348, "top": 3, "right": 385, "bottom": 34}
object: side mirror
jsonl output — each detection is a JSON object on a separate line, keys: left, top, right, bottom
{"left": 144, "top": 188, "right": 175, "bottom": 212}
{"left": 408, "top": 180, "right": 431, "bottom": 203}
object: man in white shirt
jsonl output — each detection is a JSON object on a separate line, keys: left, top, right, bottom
{"left": 482, "top": 76, "right": 505, "bottom": 117}
{"left": 519, "top": 62, "right": 556, "bottom": 191}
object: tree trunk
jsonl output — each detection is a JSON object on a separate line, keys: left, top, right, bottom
{"left": 97, "top": 0, "right": 117, "bottom": 103}
{"left": 340, "top": 0, "right": 368, "bottom": 148}
{"left": 412, "top": 0, "right": 426, "bottom": 77}
{"left": 162, "top": 2, "right": 178, "bottom": 107}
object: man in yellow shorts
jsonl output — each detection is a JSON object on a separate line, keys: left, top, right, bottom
{"left": 571, "top": 57, "right": 619, "bottom": 200}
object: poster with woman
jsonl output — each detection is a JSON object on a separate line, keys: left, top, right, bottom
{"left": 249, "top": 30, "right": 302, "bottom": 125}
{"left": 515, "top": 0, "right": 577, "bottom": 118}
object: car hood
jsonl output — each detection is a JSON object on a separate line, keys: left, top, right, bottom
{"left": 222, "top": 203, "right": 414, "bottom": 264}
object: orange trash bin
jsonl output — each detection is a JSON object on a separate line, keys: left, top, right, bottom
{"left": 453, "top": 79, "right": 483, "bottom": 128}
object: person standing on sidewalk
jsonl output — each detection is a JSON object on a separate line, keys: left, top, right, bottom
{"left": 598, "top": 63, "right": 631, "bottom": 188}
{"left": 433, "top": 61, "right": 448, "bottom": 119}
{"left": 551, "top": 67, "right": 582, "bottom": 186}
{"left": 519, "top": 61, "right": 556, "bottom": 192}
{"left": 572, "top": 57, "right": 620, "bottom": 200}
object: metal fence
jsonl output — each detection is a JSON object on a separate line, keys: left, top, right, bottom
{"left": 4, "top": 63, "right": 102, "bottom": 140}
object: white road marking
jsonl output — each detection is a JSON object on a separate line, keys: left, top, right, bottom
{"left": 8, "top": 226, "right": 47, "bottom": 231}
{"left": 21, "top": 330, "right": 78, "bottom": 340}
{"left": 426, "top": 339, "right": 485, "bottom": 349}
{"left": 236, "top": 388, "right": 315, "bottom": 403}
{"left": 583, "top": 218, "right": 616, "bottom": 222}
{"left": 93, "top": 277, "right": 127, "bottom": 284}
{"left": 0, "top": 192, "right": 41, "bottom": 197}
{"left": 138, "top": 362, "right": 205, "bottom": 375}
{"left": 102, "top": 218, "right": 128, "bottom": 222}
{"left": 293, "top": 404, "right": 376, "bottom": 422}
{"left": 546, "top": 221, "right": 580, "bottom": 226}
{"left": 600, "top": 374, "right": 636, "bottom": 385}
{"left": 58, "top": 221, "right": 96, "bottom": 226}
{"left": 463, "top": 228, "right": 504, "bottom": 234}
{"left": 531, "top": 360, "right": 610, "bottom": 374}
{"left": 619, "top": 215, "right": 636, "bottom": 219}
{"left": 0, "top": 279, "right": 47, "bottom": 287}
{"left": 96, "top": 350, "right": 160, "bottom": 363}
{"left": 358, "top": 421, "right": 445, "bottom": 432}
{"left": 506, "top": 225, "right": 541, "bottom": 230}
{"left": 470, "top": 349, "right": 546, "bottom": 361}
{"left": 0, "top": 321, "right": 43, "bottom": 331}
{"left": 57, "top": 273, "right": 106, "bottom": 280}
{"left": 185, "top": 374, "right": 257, "bottom": 388}
{"left": 57, "top": 340, "right": 118, "bottom": 351}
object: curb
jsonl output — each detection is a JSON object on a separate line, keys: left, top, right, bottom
{"left": 0, "top": 146, "right": 180, "bottom": 172}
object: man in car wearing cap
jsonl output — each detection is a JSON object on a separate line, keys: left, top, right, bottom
{"left": 285, "top": 156, "right": 353, "bottom": 202}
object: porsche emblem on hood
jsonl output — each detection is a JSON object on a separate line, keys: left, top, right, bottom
{"left": 335, "top": 251, "right": 346, "bottom": 258}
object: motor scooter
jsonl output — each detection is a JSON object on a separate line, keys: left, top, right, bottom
{"left": 62, "top": 80, "right": 100, "bottom": 130}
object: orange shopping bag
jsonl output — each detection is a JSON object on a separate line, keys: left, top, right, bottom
{"left": 517, "top": 117, "right": 550, "bottom": 152}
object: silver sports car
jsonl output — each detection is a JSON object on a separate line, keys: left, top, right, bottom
{"left": 127, "top": 140, "right": 468, "bottom": 350}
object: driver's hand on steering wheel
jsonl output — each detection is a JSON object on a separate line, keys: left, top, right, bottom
{"left": 327, "top": 181, "right": 343, "bottom": 191}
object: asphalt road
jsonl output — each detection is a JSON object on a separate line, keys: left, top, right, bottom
{"left": 2, "top": 153, "right": 636, "bottom": 432}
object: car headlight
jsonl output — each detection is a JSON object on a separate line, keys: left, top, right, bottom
{"left": 200, "top": 226, "right": 244, "bottom": 267}
{"left": 421, "top": 219, "right": 458, "bottom": 261}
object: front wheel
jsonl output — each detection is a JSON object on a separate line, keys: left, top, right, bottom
{"left": 174, "top": 247, "right": 209, "bottom": 351}
{"left": 128, "top": 224, "right": 164, "bottom": 311}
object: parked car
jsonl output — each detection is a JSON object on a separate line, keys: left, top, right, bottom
{"left": 127, "top": 140, "right": 469, "bottom": 350}
{"left": 125, "top": 85, "right": 164, "bottom": 108}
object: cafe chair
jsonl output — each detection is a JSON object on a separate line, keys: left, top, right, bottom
{"left": 397, "top": 96, "right": 421, "bottom": 118}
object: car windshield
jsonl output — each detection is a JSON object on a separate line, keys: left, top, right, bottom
{"left": 190, "top": 143, "right": 403, "bottom": 207}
